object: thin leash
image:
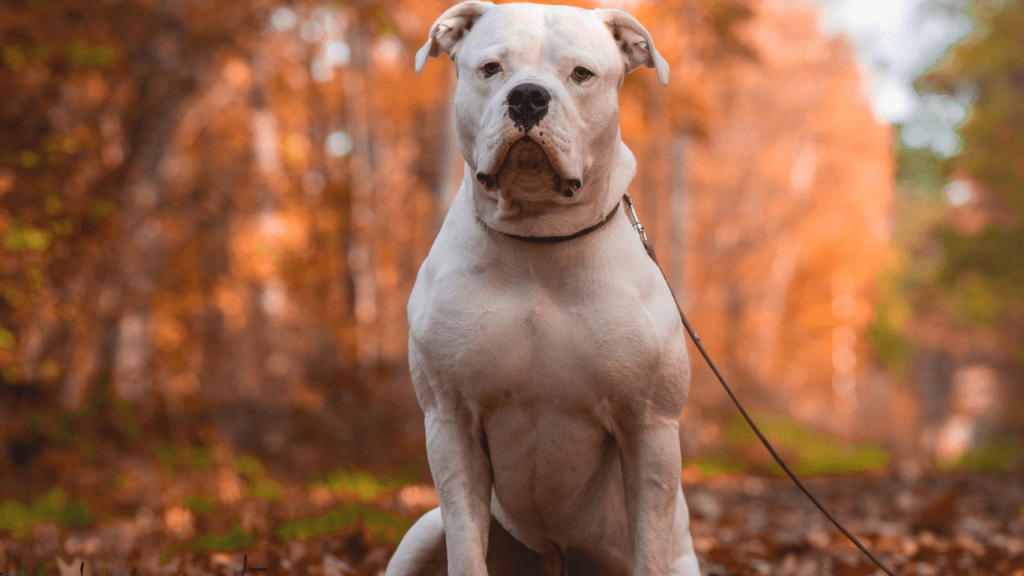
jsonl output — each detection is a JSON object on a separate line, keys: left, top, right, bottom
{"left": 621, "top": 193, "right": 898, "bottom": 576}
{"left": 476, "top": 192, "right": 899, "bottom": 574}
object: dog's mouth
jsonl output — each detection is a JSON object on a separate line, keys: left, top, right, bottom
{"left": 476, "top": 136, "right": 582, "bottom": 198}
{"left": 503, "top": 136, "right": 550, "bottom": 173}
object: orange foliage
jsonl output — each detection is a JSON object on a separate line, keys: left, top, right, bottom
{"left": 0, "top": 0, "right": 896, "bottom": 459}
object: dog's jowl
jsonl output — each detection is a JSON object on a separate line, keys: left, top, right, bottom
{"left": 387, "top": 3, "right": 700, "bottom": 575}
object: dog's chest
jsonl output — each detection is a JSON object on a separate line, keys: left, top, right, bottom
{"left": 443, "top": 290, "right": 601, "bottom": 400}
{"left": 410, "top": 259, "right": 672, "bottom": 414}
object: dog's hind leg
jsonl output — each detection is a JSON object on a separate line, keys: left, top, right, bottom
{"left": 670, "top": 552, "right": 702, "bottom": 576}
{"left": 385, "top": 508, "right": 447, "bottom": 576}
{"left": 385, "top": 508, "right": 547, "bottom": 576}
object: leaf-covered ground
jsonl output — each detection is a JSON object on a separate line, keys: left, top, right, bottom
{"left": 685, "top": 470, "right": 1024, "bottom": 576}
{"left": 2, "top": 433, "right": 1023, "bottom": 576}
{"left": 1, "top": 396, "right": 1022, "bottom": 576}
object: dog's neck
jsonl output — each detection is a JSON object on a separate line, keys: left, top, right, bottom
{"left": 471, "top": 140, "right": 636, "bottom": 239}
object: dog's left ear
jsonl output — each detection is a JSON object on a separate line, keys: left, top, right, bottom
{"left": 596, "top": 9, "right": 669, "bottom": 87}
{"left": 415, "top": 1, "right": 493, "bottom": 74}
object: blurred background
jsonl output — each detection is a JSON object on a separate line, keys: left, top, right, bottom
{"left": 0, "top": 0, "right": 1022, "bottom": 573}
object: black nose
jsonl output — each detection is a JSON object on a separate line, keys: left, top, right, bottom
{"left": 507, "top": 83, "right": 550, "bottom": 132}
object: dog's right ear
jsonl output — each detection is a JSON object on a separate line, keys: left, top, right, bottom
{"left": 595, "top": 8, "right": 669, "bottom": 87}
{"left": 415, "top": 1, "right": 493, "bottom": 74}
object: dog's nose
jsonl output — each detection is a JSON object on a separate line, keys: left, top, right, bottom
{"left": 507, "top": 83, "right": 550, "bottom": 131}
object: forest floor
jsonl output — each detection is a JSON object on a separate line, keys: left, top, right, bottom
{"left": 1, "top": 420, "right": 1023, "bottom": 576}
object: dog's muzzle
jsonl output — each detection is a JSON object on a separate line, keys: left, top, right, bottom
{"left": 475, "top": 82, "right": 583, "bottom": 199}
{"left": 507, "top": 83, "right": 550, "bottom": 132}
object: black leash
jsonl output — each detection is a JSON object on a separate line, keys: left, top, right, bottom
{"left": 622, "top": 193, "right": 898, "bottom": 576}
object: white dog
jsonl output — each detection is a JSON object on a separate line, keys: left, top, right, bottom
{"left": 387, "top": 3, "right": 700, "bottom": 575}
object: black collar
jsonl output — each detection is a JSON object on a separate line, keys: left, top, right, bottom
{"left": 476, "top": 201, "right": 620, "bottom": 244}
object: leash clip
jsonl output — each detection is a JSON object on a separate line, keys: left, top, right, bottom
{"left": 622, "top": 194, "right": 645, "bottom": 238}
{"left": 622, "top": 193, "right": 656, "bottom": 261}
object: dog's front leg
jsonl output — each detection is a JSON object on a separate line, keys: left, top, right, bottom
{"left": 424, "top": 408, "right": 493, "bottom": 576}
{"left": 619, "top": 414, "right": 683, "bottom": 576}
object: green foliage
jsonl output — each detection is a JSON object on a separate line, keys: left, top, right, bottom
{"left": 949, "top": 3, "right": 1024, "bottom": 207}
{"left": 153, "top": 443, "right": 179, "bottom": 480}
{"left": 944, "top": 269, "right": 1004, "bottom": 325}
{"left": 725, "top": 411, "right": 891, "bottom": 476}
{"left": 187, "top": 521, "right": 254, "bottom": 552}
{"left": 181, "top": 494, "right": 216, "bottom": 517}
{"left": 2, "top": 364, "right": 19, "bottom": 382}
{"left": 112, "top": 397, "right": 141, "bottom": 445}
{"left": 2, "top": 44, "right": 50, "bottom": 71}
{"left": 371, "top": 7, "right": 399, "bottom": 38}
{"left": 685, "top": 411, "right": 891, "bottom": 478}
{"left": 682, "top": 455, "right": 749, "bottom": 477}
{"left": 943, "top": 437, "right": 1022, "bottom": 474}
{"left": 2, "top": 46, "right": 27, "bottom": 71}
{"left": 307, "top": 468, "right": 411, "bottom": 501}
{"left": 25, "top": 267, "right": 42, "bottom": 292}
{"left": 52, "top": 218, "right": 75, "bottom": 236}
{"left": 275, "top": 503, "right": 414, "bottom": 544}
{"left": 867, "top": 310, "right": 915, "bottom": 380}
{"left": 937, "top": 224, "right": 1024, "bottom": 318}
{"left": 79, "top": 374, "right": 143, "bottom": 447}
{"left": 894, "top": 137, "right": 954, "bottom": 189}
{"left": 866, "top": 186, "right": 948, "bottom": 379}
{"left": 872, "top": 0, "right": 1024, "bottom": 411}
{"left": 0, "top": 325, "right": 16, "bottom": 351}
{"left": 160, "top": 547, "right": 178, "bottom": 565}
{"left": 1, "top": 285, "right": 24, "bottom": 307}
{"left": 8, "top": 562, "right": 53, "bottom": 576}
{"left": 88, "top": 199, "right": 117, "bottom": 221}
{"left": 154, "top": 442, "right": 214, "bottom": 481}
{"left": 906, "top": 0, "right": 1024, "bottom": 359}
{"left": 3, "top": 219, "right": 53, "bottom": 252}
{"left": 0, "top": 488, "right": 94, "bottom": 538}
{"left": 65, "top": 40, "right": 115, "bottom": 68}
{"left": 44, "top": 194, "right": 62, "bottom": 215}
{"left": 105, "top": 473, "right": 134, "bottom": 492}
{"left": 41, "top": 359, "right": 60, "bottom": 379}
{"left": 235, "top": 455, "right": 285, "bottom": 502}
{"left": 30, "top": 411, "right": 79, "bottom": 447}
{"left": 15, "top": 150, "right": 41, "bottom": 169}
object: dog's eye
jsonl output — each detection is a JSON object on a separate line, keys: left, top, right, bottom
{"left": 572, "top": 67, "right": 593, "bottom": 82}
{"left": 482, "top": 62, "right": 501, "bottom": 77}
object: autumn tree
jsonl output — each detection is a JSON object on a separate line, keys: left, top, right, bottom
{"left": 922, "top": 0, "right": 1024, "bottom": 343}
{"left": 2, "top": 0, "right": 902, "bottom": 471}
{"left": 870, "top": 0, "right": 1024, "bottom": 469}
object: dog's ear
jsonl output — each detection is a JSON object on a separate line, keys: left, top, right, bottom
{"left": 596, "top": 8, "right": 669, "bottom": 87}
{"left": 415, "top": 1, "right": 493, "bottom": 74}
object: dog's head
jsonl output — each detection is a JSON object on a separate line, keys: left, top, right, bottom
{"left": 417, "top": 1, "right": 668, "bottom": 234}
